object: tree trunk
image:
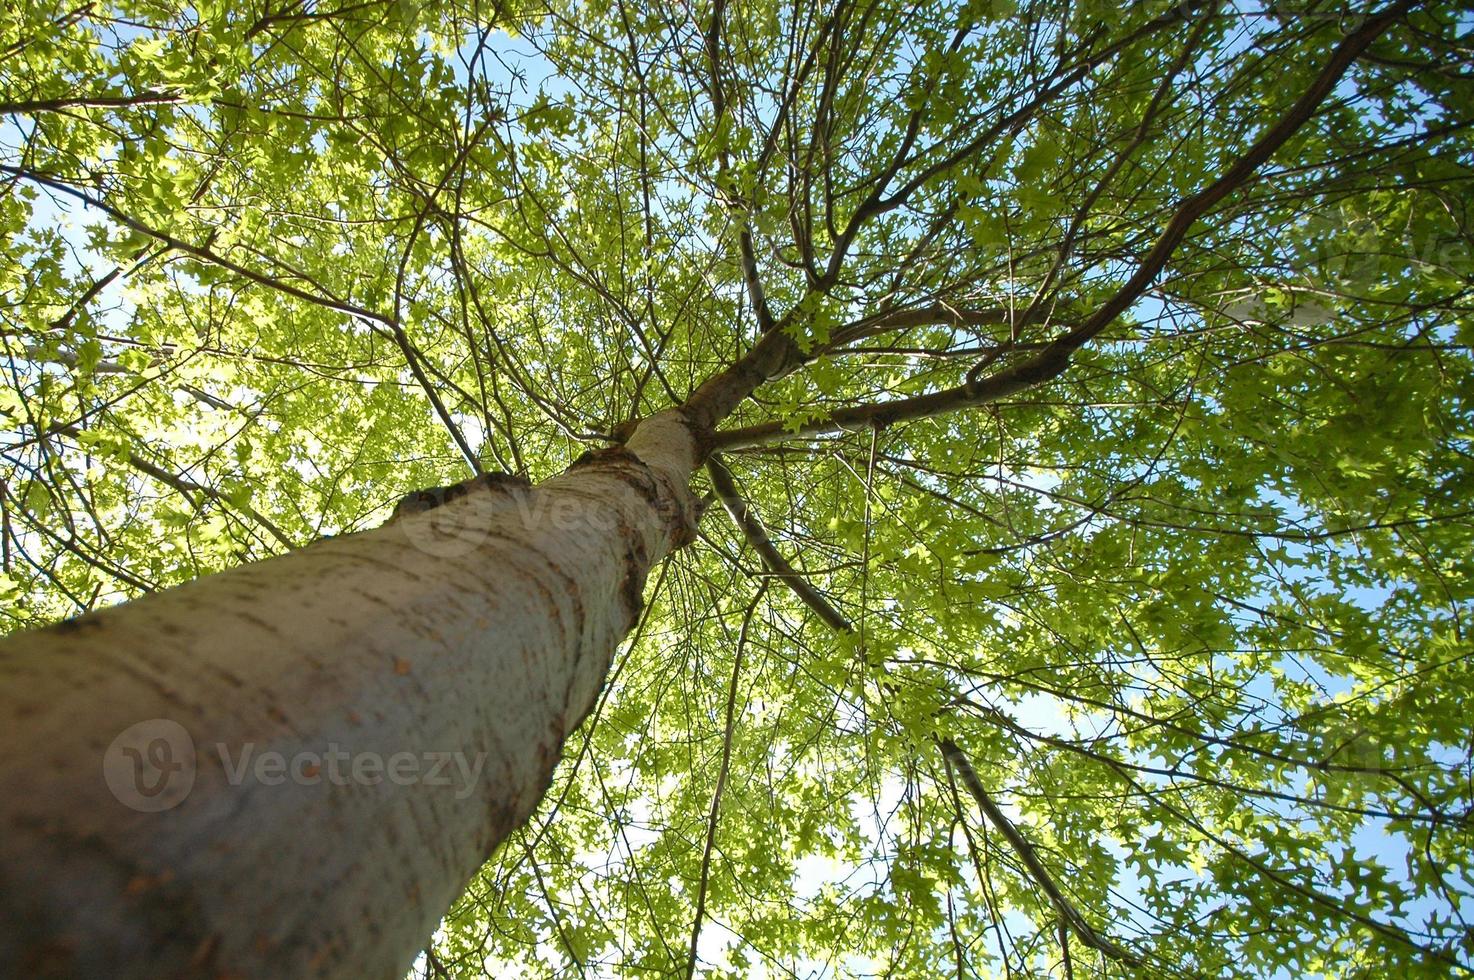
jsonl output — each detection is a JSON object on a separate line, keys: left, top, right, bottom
{"left": 0, "top": 410, "right": 699, "bottom": 978}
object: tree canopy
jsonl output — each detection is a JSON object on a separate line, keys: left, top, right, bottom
{"left": 2, "top": 0, "right": 1472, "bottom": 975}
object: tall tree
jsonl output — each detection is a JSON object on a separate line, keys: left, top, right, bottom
{"left": 2, "top": 0, "right": 1471, "bottom": 976}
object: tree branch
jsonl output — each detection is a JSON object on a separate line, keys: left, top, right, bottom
{"left": 706, "top": 454, "right": 851, "bottom": 632}
{"left": 50, "top": 424, "right": 297, "bottom": 550}
{"left": 0, "top": 90, "right": 182, "bottom": 115}
{"left": 938, "top": 737, "right": 1142, "bottom": 969}
{"left": 711, "top": 2, "right": 1413, "bottom": 450}
{"left": 685, "top": 583, "right": 763, "bottom": 980}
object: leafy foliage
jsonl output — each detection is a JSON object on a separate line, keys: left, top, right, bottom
{"left": 3, "top": 0, "right": 1472, "bottom": 975}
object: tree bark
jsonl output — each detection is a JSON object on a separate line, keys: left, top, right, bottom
{"left": 0, "top": 411, "right": 699, "bottom": 978}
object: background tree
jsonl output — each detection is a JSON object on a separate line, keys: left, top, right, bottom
{"left": 1, "top": 0, "right": 1471, "bottom": 976}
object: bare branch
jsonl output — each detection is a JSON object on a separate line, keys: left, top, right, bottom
{"left": 938, "top": 737, "right": 1142, "bottom": 969}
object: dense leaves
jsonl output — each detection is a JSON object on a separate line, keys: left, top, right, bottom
{"left": 3, "top": 0, "right": 1472, "bottom": 976}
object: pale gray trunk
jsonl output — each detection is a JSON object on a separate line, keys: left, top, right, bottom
{"left": 0, "top": 411, "right": 698, "bottom": 978}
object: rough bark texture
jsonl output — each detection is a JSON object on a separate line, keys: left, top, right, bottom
{"left": 0, "top": 410, "right": 698, "bottom": 979}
